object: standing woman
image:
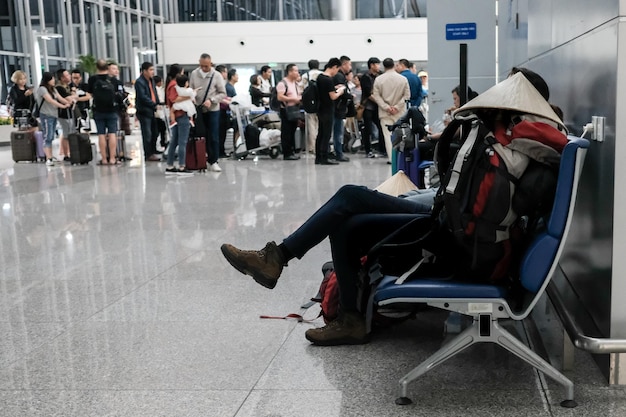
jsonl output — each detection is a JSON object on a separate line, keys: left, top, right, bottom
{"left": 8, "top": 70, "right": 34, "bottom": 118}
{"left": 164, "top": 64, "right": 193, "bottom": 174}
{"left": 35, "top": 72, "right": 70, "bottom": 166}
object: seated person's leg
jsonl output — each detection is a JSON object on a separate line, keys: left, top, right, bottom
{"left": 221, "top": 185, "right": 430, "bottom": 289}
{"left": 305, "top": 213, "right": 430, "bottom": 346}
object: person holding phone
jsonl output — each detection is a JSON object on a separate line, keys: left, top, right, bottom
{"left": 8, "top": 70, "right": 34, "bottom": 121}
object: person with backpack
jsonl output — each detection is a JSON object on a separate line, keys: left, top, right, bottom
{"left": 300, "top": 59, "right": 323, "bottom": 155}
{"left": 88, "top": 59, "right": 121, "bottom": 165}
{"left": 275, "top": 63, "right": 303, "bottom": 160}
{"left": 221, "top": 68, "right": 567, "bottom": 346}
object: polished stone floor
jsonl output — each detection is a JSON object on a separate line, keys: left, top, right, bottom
{"left": 0, "top": 134, "right": 624, "bottom": 417}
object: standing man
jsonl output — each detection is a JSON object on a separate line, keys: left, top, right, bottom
{"left": 55, "top": 68, "right": 77, "bottom": 162}
{"left": 108, "top": 62, "right": 130, "bottom": 135}
{"left": 360, "top": 57, "right": 382, "bottom": 159}
{"left": 134, "top": 61, "right": 161, "bottom": 162}
{"left": 300, "top": 59, "right": 322, "bottom": 155}
{"left": 70, "top": 69, "right": 91, "bottom": 132}
{"left": 189, "top": 53, "right": 227, "bottom": 172}
{"left": 275, "top": 63, "right": 302, "bottom": 160}
{"left": 372, "top": 58, "right": 410, "bottom": 163}
{"left": 315, "top": 57, "right": 346, "bottom": 165}
{"left": 331, "top": 55, "right": 352, "bottom": 162}
{"left": 397, "top": 59, "right": 422, "bottom": 107}
{"left": 259, "top": 65, "right": 273, "bottom": 95}
{"left": 88, "top": 59, "right": 119, "bottom": 165}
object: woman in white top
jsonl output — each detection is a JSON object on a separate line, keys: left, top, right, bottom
{"left": 34, "top": 72, "right": 71, "bottom": 166}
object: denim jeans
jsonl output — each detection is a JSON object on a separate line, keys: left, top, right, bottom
{"left": 39, "top": 114, "right": 57, "bottom": 148}
{"left": 167, "top": 115, "right": 191, "bottom": 167}
{"left": 199, "top": 110, "right": 220, "bottom": 164}
{"left": 332, "top": 116, "right": 344, "bottom": 158}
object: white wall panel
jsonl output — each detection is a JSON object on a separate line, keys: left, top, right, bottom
{"left": 159, "top": 19, "right": 428, "bottom": 66}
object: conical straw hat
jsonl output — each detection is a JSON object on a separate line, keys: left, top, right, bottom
{"left": 375, "top": 170, "right": 418, "bottom": 196}
{"left": 454, "top": 72, "right": 565, "bottom": 131}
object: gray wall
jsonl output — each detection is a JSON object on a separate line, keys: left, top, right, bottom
{"left": 499, "top": 0, "right": 622, "bottom": 380}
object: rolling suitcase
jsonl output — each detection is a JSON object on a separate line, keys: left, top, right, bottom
{"left": 11, "top": 129, "right": 36, "bottom": 162}
{"left": 396, "top": 148, "right": 421, "bottom": 188}
{"left": 68, "top": 132, "right": 93, "bottom": 165}
{"left": 185, "top": 137, "right": 207, "bottom": 171}
{"left": 34, "top": 130, "right": 45, "bottom": 161}
{"left": 116, "top": 131, "right": 128, "bottom": 161}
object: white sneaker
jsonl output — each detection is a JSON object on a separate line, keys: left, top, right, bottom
{"left": 210, "top": 163, "right": 222, "bottom": 172}
{"left": 45, "top": 159, "right": 54, "bottom": 166}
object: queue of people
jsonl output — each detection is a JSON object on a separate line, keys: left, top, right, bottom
{"left": 5, "top": 54, "right": 430, "bottom": 172}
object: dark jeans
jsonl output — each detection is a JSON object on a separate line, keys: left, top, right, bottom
{"left": 315, "top": 111, "right": 333, "bottom": 161}
{"left": 279, "top": 108, "right": 299, "bottom": 157}
{"left": 332, "top": 115, "right": 345, "bottom": 158}
{"left": 137, "top": 113, "right": 157, "bottom": 159}
{"left": 331, "top": 213, "right": 432, "bottom": 311}
{"left": 199, "top": 110, "right": 220, "bottom": 164}
{"left": 156, "top": 118, "right": 168, "bottom": 147}
{"left": 362, "top": 108, "right": 382, "bottom": 154}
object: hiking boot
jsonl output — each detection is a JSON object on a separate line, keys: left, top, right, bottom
{"left": 220, "top": 241, "right": 285, "bottom": 289}
{"left": 305, "top": 311, "right": 369, "bottom": 346}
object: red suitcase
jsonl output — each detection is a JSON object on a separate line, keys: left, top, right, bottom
{"left": 185, "top": 137, "right": 207, "bottom": 171}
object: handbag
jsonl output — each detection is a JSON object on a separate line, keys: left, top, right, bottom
{"left": 285, "top": 105, "right": 301, "bottom": 121}
{"left": 196, "top": 75, "right": 214, "bottom": 114}
{"left": 191, "top": 75, "right": 214, "bottom": 137}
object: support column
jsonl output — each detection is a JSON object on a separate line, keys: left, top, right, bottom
{"left": 330, "top": 0, "right": 353, "bottom": 21}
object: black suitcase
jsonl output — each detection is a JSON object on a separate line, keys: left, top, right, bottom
{"left": 11, "top": 130, "right": 36, "bottom": 162}
{"left": 68, "top": 132, "right": 93, "bottom": 165}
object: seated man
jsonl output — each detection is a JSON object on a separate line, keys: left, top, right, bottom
{"left": 221, "top": 68, "right": 562, "bottom": 346}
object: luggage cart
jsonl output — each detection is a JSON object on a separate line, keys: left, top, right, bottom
{"left": 230, "top": 102, "right": 281, "bottom": 160}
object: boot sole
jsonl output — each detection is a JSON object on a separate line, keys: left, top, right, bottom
{"left": 304, "top": 333, "right": 370, "bottom": 346}
{"left": 220, "top": 244, "right": 277, "bottom": 289}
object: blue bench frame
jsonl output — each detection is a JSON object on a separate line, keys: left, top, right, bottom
{"left": 372, "top": 136, "right": 589, "bottom": 407}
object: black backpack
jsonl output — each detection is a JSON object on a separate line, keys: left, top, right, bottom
{"left": 302, "top": 78, "right": 319, "bottom": 114}
{"left": 92, "top": 76, "right": 118, "bottom": 113}
{"left": 433, "top": 112, "right": 566, "bottom": 282}
{"left": 269, "top": 81, "right": 287, "bottom": 112}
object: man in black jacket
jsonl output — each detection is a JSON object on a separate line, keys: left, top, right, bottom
{"left": 135, "top": 61, "right": 160, "bottom": 161}
{"left": 360, "top": 57, "right": 383, "bottom": 158}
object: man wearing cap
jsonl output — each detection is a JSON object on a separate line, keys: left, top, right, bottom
{"left": 418, "top": 70, "right": 428, "bottom": 98}
{"left": 360, "top": 57, "right": 383, "bottom": 158}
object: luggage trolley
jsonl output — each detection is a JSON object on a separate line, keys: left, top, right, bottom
{"left": 230, "top": 102, "right": 281, "bottom": 160}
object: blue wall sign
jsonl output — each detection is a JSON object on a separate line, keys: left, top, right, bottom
{"left": 446, "top": 23, "right": 477, "bottom": 40}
